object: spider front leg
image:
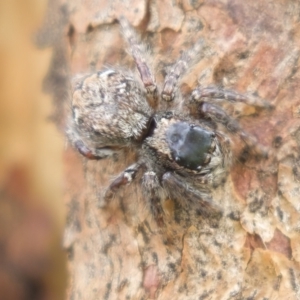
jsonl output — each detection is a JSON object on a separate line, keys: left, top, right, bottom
{"left": 199, "top": 102, "right": 268, "bottom": 158}
{"left": 162, "top": 39, "right": 205, "bottom": 101}
{"left": 162, "top": 172, "right": 223, "bottom": 220}
{"left": 142, "top": 171, "right": 165, "bottom": 227}
{"left": 119, "top": 17, "right": 157, "bottom": 102}
{"left": 104, "top": 163, "right": 142, "bottom": 201}
{"left": 192, "top": 86, "right": 273, "bottom": 109}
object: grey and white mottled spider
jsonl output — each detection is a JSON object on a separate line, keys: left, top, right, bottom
{"left": 67, "top": 17, "right": 272, "bottom": 226}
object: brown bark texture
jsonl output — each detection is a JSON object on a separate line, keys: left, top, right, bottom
{"left": 63, "top": 0, "right": 300, "bottom": 299}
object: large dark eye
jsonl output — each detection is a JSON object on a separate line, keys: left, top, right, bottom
{"left": 166, "top": 122, "right": 214, "bottom": 170}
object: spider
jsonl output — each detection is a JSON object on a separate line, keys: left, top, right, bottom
{"left": 67, "top": 17, "right": 272, "bottom": 226}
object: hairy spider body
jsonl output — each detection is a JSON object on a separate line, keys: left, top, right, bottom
{"left": 142, "top": 112, "right": 231, "bottom": 184}
{"left": 67, "top": 18, "right": 271, "bottom": 225}
{"left": 69, "top": 70, "right": 153, "bottom": 159}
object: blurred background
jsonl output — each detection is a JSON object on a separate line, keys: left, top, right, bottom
{"left": 0, "top": 1, "right": 67, "bottom": 299}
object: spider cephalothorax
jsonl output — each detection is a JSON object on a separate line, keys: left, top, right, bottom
{"left": 67, "top": 17, "right": 271, "bottom": 225}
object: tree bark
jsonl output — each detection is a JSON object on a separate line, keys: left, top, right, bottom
{"left": 63, "top": 0, "right": 300, "bottom": 299}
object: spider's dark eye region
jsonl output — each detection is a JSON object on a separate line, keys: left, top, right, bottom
{"left": 166, "top": 122, "right": 214, "bottom": 170}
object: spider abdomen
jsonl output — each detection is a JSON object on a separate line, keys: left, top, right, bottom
{"left": 70, "top": 69, "right": 153, "bottom": 150}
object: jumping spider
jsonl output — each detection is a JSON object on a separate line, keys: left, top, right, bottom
{"left": 67, "top": 17, "right": 272, "bottom": 226}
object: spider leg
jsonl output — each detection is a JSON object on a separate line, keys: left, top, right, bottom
{"left": 67, "top": 126, "right": 114, "bottom": 160}
{"left": 119, "top": 17, "right": 157, "bottom": 101}
{"left": 104, "top": 163, "right": 142, "bottom": 201}
{"left": 162, "top": 39, "right": 205, "bottom": 101}
{"left": 142, "top": 171, "right": 165, "bottom": 227}
{"left": 162, "top": 172, "right": 223, "bottom": 220}
{"left": 73, "top": 140, "right": 109, "bottom": 159}
{"left": 192, "top": 86, "right": 273, "bottom": 109}
{"left": 199, "top": 102, "right": 268, "bottom": 158}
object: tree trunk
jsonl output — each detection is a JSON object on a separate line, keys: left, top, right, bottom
{"left": 63, "top": 0, "right": 300, "bottom": 299}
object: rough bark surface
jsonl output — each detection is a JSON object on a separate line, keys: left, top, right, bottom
{"left": 63, "top": 0, "right": 300, "bottom": 299}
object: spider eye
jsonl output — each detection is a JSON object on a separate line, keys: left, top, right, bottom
{"left": 166, "top": 122, "right": 214, "bottom": 170}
